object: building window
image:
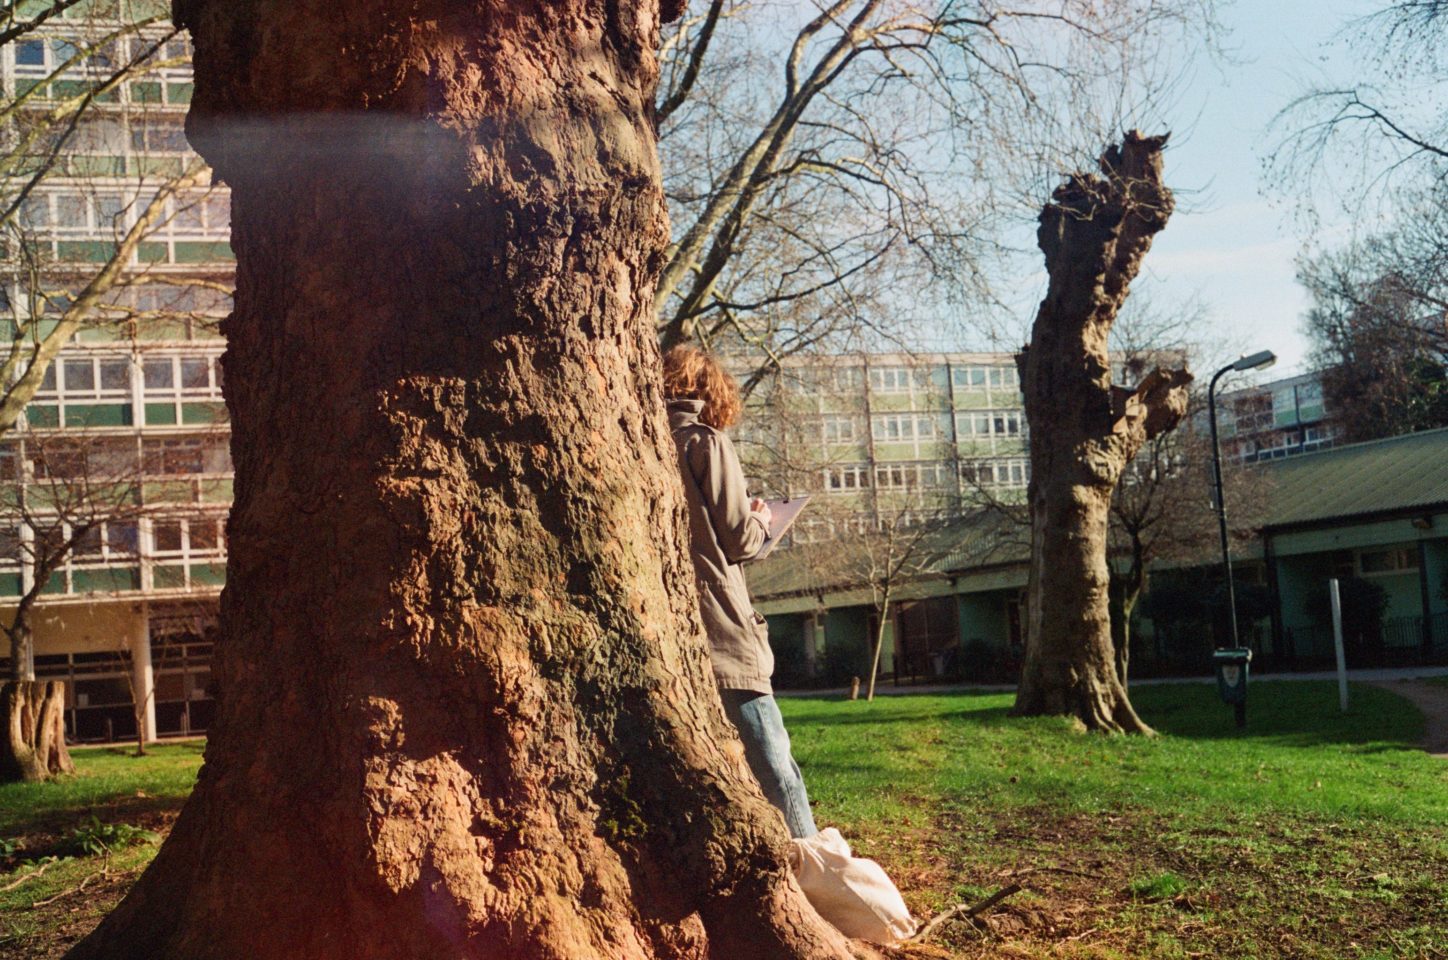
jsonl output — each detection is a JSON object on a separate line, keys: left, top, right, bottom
{"left": 869, "top": 366, "right": 912, "bottom": 393}
{"left": 16, "top": 39, "right": 46, "bottom": 67}
{"left": 871, "top": 414, "right": 937, "bottom": 441}
{"left": 993, "top": 412, "right": 1021, "bottom": 436}
{"left": 142, "top": 353, "right": 224, "bottom": 399}
{"left": 953, "top": 366, "right": 987, "bottom": 389}
{"left": 829, "top": 367, "right": 865, "bottom": 392}
{"left": 27, "top": 438, "right": 138, "bottom": 479}
{"left": 71, "top": 519, "right": 139, "bottom": 562}
{"left": 70, "top": 117, "right": 128, "bottom": 154}
{"left": 142, "top": 437, "right": 231, "bottom": 476}
{"left": 876, "top": 464, "right": 907, "bottom": 488}
{"left": 989, "top": 366, "right": 1018, "bottom": 389}
{"left": 822, "top": 416, "right": 856, "bottom": 443}
{"left": 955, "top": 410, "right": 1022, "bottom": 437}
{"left": 57, "top": 355, "right": 131, "bottom": 399}
{"left": 106, "top": 284, "right": 232, "bottom": 316}
{"left": 131, "top": 118, "right": 191, "bottom": 154}
{"left": 1359, "top": 547, "right": 1419, "bottom": 576}
{"left": 824, "top": 464, "right": 871, "bottom": 491}
{"left": 151, "top": 515, "right": 225, "bottom": 559}
{"left": 960, "top": 459, "right": 1029, "bottom": 489}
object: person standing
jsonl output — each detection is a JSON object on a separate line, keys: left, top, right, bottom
{"left": 662, "top": 345, "right": 818, "bottom": 839}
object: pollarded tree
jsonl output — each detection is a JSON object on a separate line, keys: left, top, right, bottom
{"left": 1, "top": 430, "right": 148, "bottom": 781}
{"left": 68, "top": 2, "right": 874, "bottom": 958}
{"left": 1011, "top": 132, "right": 1193, "bottom": 735}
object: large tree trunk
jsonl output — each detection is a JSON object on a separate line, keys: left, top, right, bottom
{"left": 68, "top": 3, "right": 862, "bottom": 958}
{"left": 1, "top": 681, "right": 75, "bottom": 783}
{"left": 1012, "top": 133, "right": 1192, "bottom": 734}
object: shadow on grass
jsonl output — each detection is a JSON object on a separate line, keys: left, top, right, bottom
{"left": 788, "top": 705, "right": 1013, "bottom": 729}
{"left": 75, "top": 740, "right": 207, "bottom": 760}
{"left": 1132, "top": 681, "right": 1426, "bottom": 749}
{"left": 15, "top": 794, "right": 186, "bottom": 858}
{"left": 789, "top": 681, "right": 1428, "bottom": 751}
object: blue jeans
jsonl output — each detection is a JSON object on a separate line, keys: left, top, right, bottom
{"left": 719, "top": 690, "right": 818, "bottom": 839}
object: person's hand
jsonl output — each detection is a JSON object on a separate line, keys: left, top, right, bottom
{"left": 750, "top": 498, "right": 773, "bottom": 531}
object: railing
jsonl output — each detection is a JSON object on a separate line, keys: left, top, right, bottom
{"left": 1280, "top": 612, "right": 1448, "bottom": 669}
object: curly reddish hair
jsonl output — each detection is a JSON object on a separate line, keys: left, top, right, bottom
{"left": 661, "top": 345, "right": 742, "bottom": 430}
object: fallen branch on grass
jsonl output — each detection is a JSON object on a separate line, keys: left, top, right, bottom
{"left": 30, "top": 861, "right": 116, "bottom": 909}
{"left": 1, "top": 858, "right": 59, "bottom": 893}
{"left": 999, "top": 865, "right": 1105, "bottom": 881}
{"left": 909, "top": 883, "right": 1023, "bottom": 943}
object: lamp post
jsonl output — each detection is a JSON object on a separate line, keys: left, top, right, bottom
{"left": 1207, "top": 350, "right": 1275, "bottom": 728}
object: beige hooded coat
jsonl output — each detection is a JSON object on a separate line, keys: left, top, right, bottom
{"left": 668, "top": 399, "right": 774, "bottom": 693}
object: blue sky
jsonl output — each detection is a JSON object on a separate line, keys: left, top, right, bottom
{"left": 1126, "top": 0, "right": 1382, "bottom": 376}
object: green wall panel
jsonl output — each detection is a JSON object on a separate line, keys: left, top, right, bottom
{"left": 181, "top": 401, "right": 227, "bottom": 425}
{"left": 27, "top": 405, "right": 59, "bottom": 428}
{"left": 200, "top": 478, "right": 234, "bottom": 503}
{"left": 143, "top": 481, "right": 196, "bottom": 504}
{"left": 136, "top": 242, "right": 169, "bottom": 264}
{"left": 65, "top": 403, "right": 133, "bottom": 427}
{"left": 51, "top": 80, "right": 91, "bottom": 100}
{"left": 153, "top": 565, "right": 187, "bottom": 589}
{"left": 56, "top": 241, "right": 114, "bottom": 263}
{"left": 133, "top": 156, "right": 184, "bottom": 176}
{"left": 66, "top": 155, "right": 125, "bottom": 176}
{"left": 190, "top": 562, "right": 226, "bottom": 587}
{"left": 72, "top": 567, "right": 141, "bottom": 593}
{"left": 173, "top": 241, "right": 235, "bottom": 263}
{"left": 144, "top": 402, "right": 178, "bottom": 425}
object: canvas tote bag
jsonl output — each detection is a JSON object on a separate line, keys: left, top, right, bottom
{"left": 788, "top": 828, "right": 915, "bottom": 944}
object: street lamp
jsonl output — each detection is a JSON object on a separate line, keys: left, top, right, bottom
{"left": 1207, "top": 350, "right": 1276, "bottom": 728}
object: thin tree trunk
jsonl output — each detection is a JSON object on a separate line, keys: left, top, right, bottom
{"left": 68, "top": 3, "right": 862, "bottom": 958}
{"left": 9, "top": 615, "right": 35, "bottom": 684}
{"left": 133, "top": 702, "right": 147, "bottom": 758}
{"left": 1108, "top": 573, "right": 1141, "bottom": 689}
{"left": 866, "top": 591, "right": 891, "bottom": 702}
{"left": 1011, "top": 133, "right": 1192, "bottom": 735}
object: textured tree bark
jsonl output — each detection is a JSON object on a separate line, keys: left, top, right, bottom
{"left": 1012, "top": 133, "right": 1193, "bottom": 735}
{"left": 1, "top": 681, "right": 74, "bottom": 783}
{"left": 68, "top": 2, "right": 863, "bottom": 958}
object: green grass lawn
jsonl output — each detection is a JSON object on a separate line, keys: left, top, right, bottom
{"left": 784, "top": 680, "right": 1448, "bottom": 958}
{"left": 1, "top": 682, "right": 1444, "bottom": 959}
{"left": 0, "top": 743, "right": 204, "bottom": 959}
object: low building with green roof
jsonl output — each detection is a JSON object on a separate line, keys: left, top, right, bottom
{"left": 751, "top": 428, "right": 1448, "bottom": 687}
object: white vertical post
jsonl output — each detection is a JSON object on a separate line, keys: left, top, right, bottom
{"left": 1330, "top": 578, "right": 1349, "bottom": 713}
{"left": 132, "top": 605, "right": 157, "bottom": 742}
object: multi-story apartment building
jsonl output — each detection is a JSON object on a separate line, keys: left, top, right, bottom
{"left": 732, "top": 353, "right": 1030, "bottom": 541}
{"left": 2, "top": 3, "right": 233, "bottom": 743}
{"left": 1215, "top": 372, "right": 1336, "bottom": 463}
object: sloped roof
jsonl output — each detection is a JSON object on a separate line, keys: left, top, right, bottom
{"left": 1260, "top": 427, "right": 1448, "bottom": 530}
{"left": 747, "top": 509, "right": 1026, "bottom": 602}
{"left": 748, "top": 428, "right": 1448, "bottom": 602}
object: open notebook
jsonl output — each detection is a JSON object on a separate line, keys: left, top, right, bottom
{"left": 750, "top": 496, "right": 811, "bottom": 561}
